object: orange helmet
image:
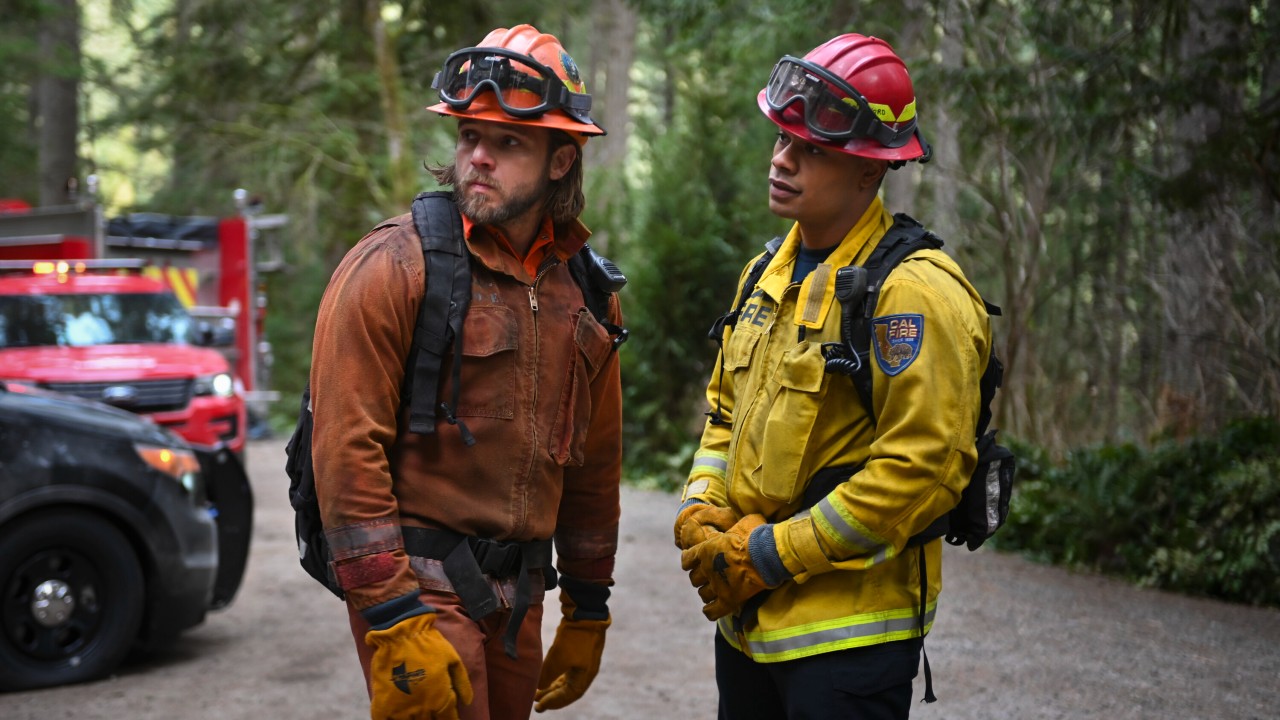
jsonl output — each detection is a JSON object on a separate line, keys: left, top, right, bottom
{"left": 428, "top": 24, "right": 605, "bottom": 145}
{"left": 758, "top": 34, "right": 930, "bottom": 163}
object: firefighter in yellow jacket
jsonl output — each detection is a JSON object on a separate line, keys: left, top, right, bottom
{"left": 675, "top": 33, "right": 993, "bottom": 719}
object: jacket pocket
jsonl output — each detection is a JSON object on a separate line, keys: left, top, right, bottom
{"left": 550, "top": 309, "right": 613, "bottom": 466}
{"left": 760, "top": 341, "right": 826, "bottom": 502}
{"left": 456, "top": 305, "right": 518, "bottom": 419}
{"left": 723, "top": 325, "right": 761, "bottom": 373}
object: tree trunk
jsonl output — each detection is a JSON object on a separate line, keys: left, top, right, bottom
{"left": 587, "top": 0, "right": 635, "bottom": 172}
{"left": 1156, "top": 0, "right": 1249, "bottom": 437}
{"left": 882, "top": 0, "right": 925, "bottom": 214}
{"left": 929, "top": 0, "right": 963, "bottom": 247}
{"left": 881, "top": 0, "right": 960, "bottom": 246}
{"left": 36, "top": 0, "right": 80, "bottom": 207}
{"left": 367, "top": 0, "right": 413, "bottom": 208}
{"left": 584, "top": 0, "right": 637, "bottom": 253}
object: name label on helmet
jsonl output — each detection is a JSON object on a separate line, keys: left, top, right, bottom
{"left": 845, "top": 97, "right": 916, "bottom": 124}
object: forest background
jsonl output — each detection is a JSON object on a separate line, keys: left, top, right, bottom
{"left": 3, "top": 0, "right": 1279, "bottom": 605}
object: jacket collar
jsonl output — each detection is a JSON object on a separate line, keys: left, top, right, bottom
{"left": 757, "top": 196, "right": 894, "bottom": 330}
{"left": 461, "top": 213, "right": 592, "bottom": 283}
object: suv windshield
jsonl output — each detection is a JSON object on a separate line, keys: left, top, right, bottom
{"left": 0, "top": 293, "right": 193, "bottom": 349}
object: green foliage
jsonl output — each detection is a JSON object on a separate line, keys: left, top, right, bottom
{"left": 0, "top": 0, "right": 44, "bottom": 201}
{"left": 613, "top": 0, "right": 817, "bottom": 486}
{"left": 261, "top": 253, "right": 331, "bottom": 433}
{"left": 999, "top": 417, "right": 1280, "bottom": 607}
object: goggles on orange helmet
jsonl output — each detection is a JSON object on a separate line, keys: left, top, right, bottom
{"left": 432, "top": 47, "right": 594, "bottom": 124}
{"left": 765, "top": 55, "right": 919, "bottom": 149}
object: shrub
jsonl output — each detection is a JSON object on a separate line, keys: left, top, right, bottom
{"left": 996, "top": 416, "right": 1280, "bottom": 606}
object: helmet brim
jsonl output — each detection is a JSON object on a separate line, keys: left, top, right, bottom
{"left": 756, "top": 89, "right": 925, "bottom": 162}
{"left": 427, "top": 98, "right": 605, "bottom": 145}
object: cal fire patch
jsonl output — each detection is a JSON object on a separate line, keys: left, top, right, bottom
{"left": 871, "top": 314, "right": 924, "bottom": 376}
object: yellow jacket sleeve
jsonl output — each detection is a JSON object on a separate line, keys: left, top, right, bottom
{"left": 774, "top": 252, "right": 991, "bottom": 582}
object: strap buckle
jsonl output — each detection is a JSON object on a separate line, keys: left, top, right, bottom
{"left": 468, "top": 537, "right": 523, "bottom": 577}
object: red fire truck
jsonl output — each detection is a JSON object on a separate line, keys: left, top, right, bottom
{"left": 0, "top": 188, "right": 282, "bottom": 456}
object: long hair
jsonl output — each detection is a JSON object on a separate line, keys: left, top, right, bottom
{"left": 428, "top": 129, "right": 585, "bottom": 225}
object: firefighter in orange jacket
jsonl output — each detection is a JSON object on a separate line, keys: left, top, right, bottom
{"left": 311, "top": 25, "right": 622, "bottom": 720}
{"left": 675, "top": 34, "right": 993, "bottom": 719}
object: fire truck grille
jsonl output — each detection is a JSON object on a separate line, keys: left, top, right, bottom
{"left": 42, "top": 379, "right": 193, "bottom": 412}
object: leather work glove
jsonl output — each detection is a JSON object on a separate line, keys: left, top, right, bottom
{"left": 680, "top": 514, "right": 791, "bottom": 621}
{"left": 672, "top": 501, "right": 740, "bottom": 550}
{"left": 534, "top": 576, "right": 611, "bottom": 713}
{"left": 362, "top": 592, "right": 474, "bottom": 720}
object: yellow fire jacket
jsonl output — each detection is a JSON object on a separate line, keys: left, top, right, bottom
{"left": 682, "top": 198, "right": 992, "bottom": 662}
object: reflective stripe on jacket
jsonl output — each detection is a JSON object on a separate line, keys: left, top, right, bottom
{"left": 311, "top": 213, "right": 623, "bottom": 611}
{"left": 684, "top": 198, "right": 991, "bottom": 662}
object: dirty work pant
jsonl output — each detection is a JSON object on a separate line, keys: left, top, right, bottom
{"left": 715, "top": 631, "right": 920, "bottom": 720}
{"left": 347, "top": 587, "right": 545, "bottom": 720}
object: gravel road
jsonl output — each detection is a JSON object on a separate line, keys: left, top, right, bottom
{"left": 3, "top": 438, "right": 1278, "bottom": 719}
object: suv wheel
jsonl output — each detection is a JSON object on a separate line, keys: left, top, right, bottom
{"left": 0, "top": 510, "right": 144, "bottom": 691}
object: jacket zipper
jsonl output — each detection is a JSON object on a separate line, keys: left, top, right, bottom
{"left": 529, "top": 257, "right": 558, "bottom": 313}
{"left": 515, "top": 256, "right": 560, "bottom": 530}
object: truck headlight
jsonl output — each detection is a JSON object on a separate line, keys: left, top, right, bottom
{"left": 135, "top": 444, "right": 202, "bottom": 495}
{"left": 193, "top": 372, "right": 235, "bottom": 398}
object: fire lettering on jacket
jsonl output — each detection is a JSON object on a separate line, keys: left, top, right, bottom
{"left": 739, "top": 290, "right": 773, "bottom": 328}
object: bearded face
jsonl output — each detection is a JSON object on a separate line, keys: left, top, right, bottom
{"left": 455, "top": 163, "right": 550, "bottom": 228}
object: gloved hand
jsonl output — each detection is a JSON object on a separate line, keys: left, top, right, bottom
{"left": 362, "top": 593, "right": 473, "bottom": 720}
{"left": 672, "top": 501, "right": 740, "bottom": 550}
{"left": 681, "top": 513, "right": 786, "bottom": 621}
{"left": 534, "top": 576, "right": 611, "bottom": 712}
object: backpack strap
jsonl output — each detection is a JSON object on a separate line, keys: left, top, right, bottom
{"left": 836, "top": 215, "right": 1005, "bottom": 435}
{"left": 831, "top": 213, "right": 943, "bottom": 425}
{"left": 406, "top": 191, "right": 474, "bottom": 444}
{"left": 704, "top": 237, "right": 783, "bottom": 427}
{"left": 975, "top": 300, "right": 1003, "bottom": 438}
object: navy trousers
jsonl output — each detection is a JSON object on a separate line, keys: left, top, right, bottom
{"left": 715, "top": 631, "right": 921, "bottom": 720}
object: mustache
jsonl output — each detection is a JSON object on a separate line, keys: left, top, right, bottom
{"left": 461, "top": 171, "right": 497, "bottom": 186}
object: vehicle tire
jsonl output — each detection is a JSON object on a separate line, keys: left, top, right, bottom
{"left": 0, "top": 509, "right": 145, "bottom": 691}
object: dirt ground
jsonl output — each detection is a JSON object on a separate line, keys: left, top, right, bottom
{"left": 3, "top": 438, "right": 1278, "bottom": 719}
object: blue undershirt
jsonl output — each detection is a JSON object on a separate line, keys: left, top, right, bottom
{"left": 792, "top": 243, "right": 838, "bottom": 283}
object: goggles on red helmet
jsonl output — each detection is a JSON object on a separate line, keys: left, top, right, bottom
{"left": 432, "top": 47, "right": 594, "bottom": 124}
{"left": 764, "top": 55, "right": 917, "bottom": 149}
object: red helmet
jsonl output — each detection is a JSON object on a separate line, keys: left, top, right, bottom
{"left": 758, "top": 34, "right": 930, "bottom": 163}
{"left": 428, "top": 24, "right": 605, "bottom": 145}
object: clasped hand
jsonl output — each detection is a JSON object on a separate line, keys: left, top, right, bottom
{"left": 678, "top": 513, "right": 772, "bottom": 620}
